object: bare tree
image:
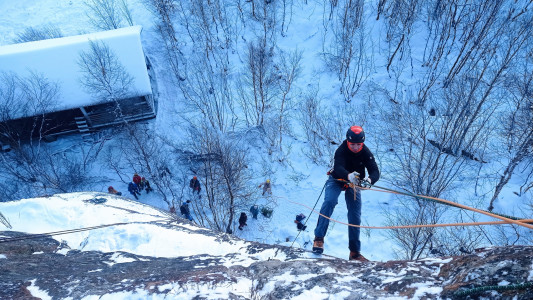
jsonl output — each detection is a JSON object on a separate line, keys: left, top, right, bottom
{"left": 322, "top": 0, "right": 373, "bottom": 102}
{"left": 488, "top": 26, "right": 533, "bottom": 210}
{"left": 275, "top": 49, "right": 302, "bottom": 150}
{"left": 237, "top": 40, "right": 278, "bottom": 127}
{"left": 377, "top": 0, "right": 420, "bottom": 73}
{"left": 84, "top": 0, "right": 133, "bottom": 30}
{"left": 78, "top": 40, "right": 134, "bottom": 103}
{"left": 297, "top": 84, "right": 372, "bottom": 164}
{"left": 183, "top": 123, "right": 256, "bottom": 233}
{"left": 179, "top": 52, "right": 238, "bottom": 133}
{"left": 384, "top": 197, "right": 445, "bottom": 260}
{"left": 0, "top": 72, "right": 99, "bottom": 200}
{"left": 142, "top": 0, "right": 186, "bottom": 82}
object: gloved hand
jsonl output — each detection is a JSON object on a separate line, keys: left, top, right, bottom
{"left": 348, "top": 171, "right": 360, "bottom": 184}
{"left": 360, "top": 177, "right": 372, "bottom": 188}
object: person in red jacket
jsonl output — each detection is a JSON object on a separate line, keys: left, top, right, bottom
{"left": 133, "top": 173, "right": 142, "bottom": 186}
{"left": 313, "top": 126, "right": 380, "bottom": 262}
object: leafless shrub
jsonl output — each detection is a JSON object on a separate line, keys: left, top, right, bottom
{"left": 384, "top": 196, "right": 445, "bottom": 260}
{"left": 237, "top": 40, "right": 278, "bottom": 127}
{"left": 141, "top": 0, "right": 185, "bottom": 82}
{"left": 179, "top": 53, "right": 237, "bottom": 133}
{"left": 13, "top": 25, "right": 63, "bottom": 43}
{"left": 297, "top": 86, "right": 370, "bottom": 165}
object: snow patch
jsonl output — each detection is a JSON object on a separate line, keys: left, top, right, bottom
{"left": 409, "top": 282, "right": 443, "bottom": 299}
{"left": 105, "top": 253, "right": 137, "bottom": 266}
{"left": 419, "top": 257, "right": 453, "bottom": 264}
{"left": 498, "top": 280, "right": 510, "bottom": 286}
{"left": 88, "top": 269, "right": 103, "bottom": 273}
{"left": 27, "top": 279, "right": 52, "bottom": 300}
{"left": 0, "top": 254, "right": 6, "bottom": 259}
{"left": 290, "top": 285, "right": 329, "bottom": 300}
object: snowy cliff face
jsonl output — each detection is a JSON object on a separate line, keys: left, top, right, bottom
{"left": 1, "top": 193, "right": 532, "bottom": 299}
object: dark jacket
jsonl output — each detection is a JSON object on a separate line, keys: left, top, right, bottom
{"left": 190, "top": 178, "right": 201, "bottom": 191}
{"left": 128, "top": 182, "right": 139, "bottom": 193}
{"left": 330, "top": 140, "right": 380, "bottom": 184}
{"left": 180, "top": 202, "right": 190, "bottom": 215}
{"left": 239, "top": 213, "right": 247, "bottom": 226}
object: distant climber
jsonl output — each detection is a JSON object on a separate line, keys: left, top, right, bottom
{"left": 249, "top": 205, "right": 259, "bottom": 219}
{"left": 238, "top": 212, "right": 248, "bottom": 230}
{"left": 259, "top": 179, "right": 272, "bottom": 196}
{"left": 133, "top": 173, "right": 142, "bottom": 186}
{"left": 108, "top": 186, "right": 122, "bottom": 196}
{"left": 140, "top": 177, "right": 153, "bottom": 193}
{"left": 190, "top": 176, "right": 201, "bottom": 196}
{"left": 180, "top": 200, "right": 193, "bottom": 221}
{"left": 128, "top": 182, "right": 141, "bottom": 200}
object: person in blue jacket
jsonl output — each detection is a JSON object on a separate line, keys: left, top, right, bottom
{"left": 128, "top": 182, "right": 141, "bottom": 200}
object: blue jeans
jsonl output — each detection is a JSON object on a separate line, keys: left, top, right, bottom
{"left": 314, "top": 176, "right": 362, "bottom": 252}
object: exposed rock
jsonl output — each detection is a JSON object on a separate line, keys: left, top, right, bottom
{"left": 1, "top": 230, "right": 532, "bottom": 299}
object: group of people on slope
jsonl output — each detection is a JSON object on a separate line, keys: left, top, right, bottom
{"left": 127, "top": 173, "right": 153, "bottom": 200}
{"left": 107, "top": 172, "right": 153, "bottom": 200}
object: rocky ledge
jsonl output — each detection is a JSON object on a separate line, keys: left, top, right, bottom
{"left": 1, "top": 230, "right": 532, "bottom": 299}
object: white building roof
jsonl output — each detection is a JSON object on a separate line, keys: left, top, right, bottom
{"left": 0, "top": 26, "right": 152, "bottom": 117}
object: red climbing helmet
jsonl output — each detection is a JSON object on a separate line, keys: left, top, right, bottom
{"left": 346, "top": 126, "right": 365, "bottom": 143}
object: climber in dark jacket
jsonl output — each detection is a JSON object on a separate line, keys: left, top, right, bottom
{"left": 238, "top": 212, "right": 247, "bottom": 230}
{"left": 190, "top": 176, "right": 201, "bottom": 195}
{"left": 313, "top": 125, "right": 380, "bottom": 262}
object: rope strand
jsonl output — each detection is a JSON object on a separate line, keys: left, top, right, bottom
{"left": 0, "top": 218, "right": 172, "bottom": 244}
{"left": 365, "top": 183, "right": 533, "bottom": 230}
{"left": 286, "top": 198, "right": 533, "bottom": 229}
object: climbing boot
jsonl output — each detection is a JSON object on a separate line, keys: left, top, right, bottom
{"left": 349, "top": 251, "right": 369, "bottom": 262}
{"left": 312, "top": 237, "right": 324, "bottom": 254}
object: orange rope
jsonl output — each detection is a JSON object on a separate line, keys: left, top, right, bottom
{"left": 360, "top": 184, "right": 533, "bottom": 230}
{"left": 287, "top": 198, "right": 533, "bottom": 229}
{"left": 284, "top": 178, "right": 533, "bottom": 230}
